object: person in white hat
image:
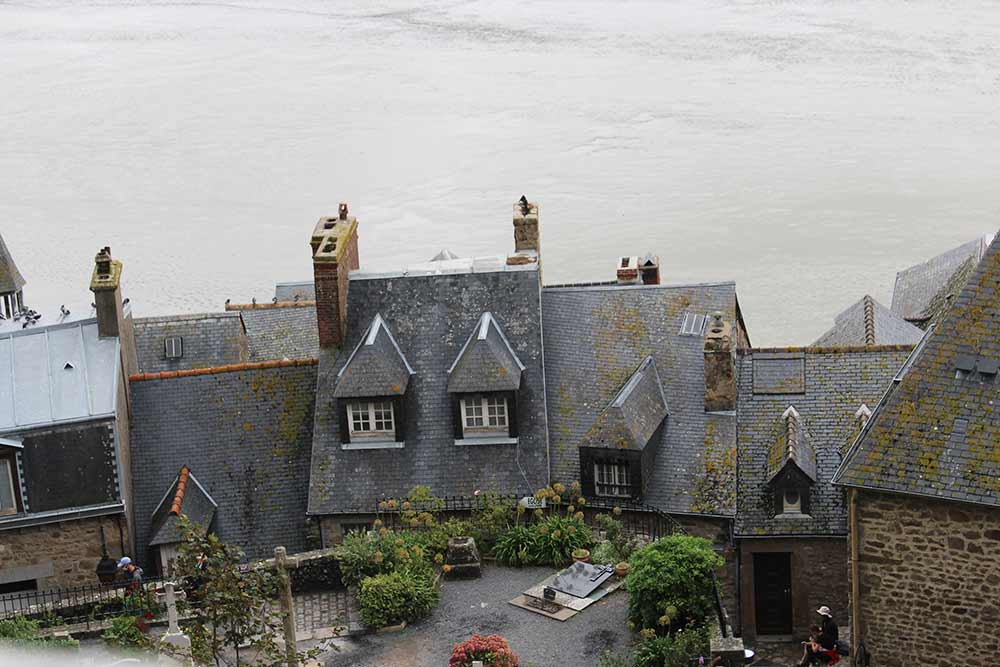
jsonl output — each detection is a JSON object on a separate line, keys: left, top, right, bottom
{"left": 816, "top": 606, "right": 839, "bottom": 643}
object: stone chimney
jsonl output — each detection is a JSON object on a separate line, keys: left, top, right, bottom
{"left": 639, "top": 253, "right": 661, "bottom": 285}
{"left": 90, "top": 247, "right": 125, "bottom": 338}
{"left": 311, "top": 203, "right": 360, "bottom": 348}
{"left": 616, "top": 256, "right": 641, "bottom": 284}
{"left": 704, "top": 311, "right": 736, "bottom": 412}
{"left": 507, "top": 196, "right": 539, "bottom": 265}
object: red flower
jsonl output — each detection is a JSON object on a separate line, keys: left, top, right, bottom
{"left": 449, "top": 634, "right": 518, "bottom": 667}
{"left": 144, "top": 612, "right": 154, "bottom": 620}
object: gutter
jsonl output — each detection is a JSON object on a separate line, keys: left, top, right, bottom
{"left": 0, "top": 502, "right": 125, "bottom": 531}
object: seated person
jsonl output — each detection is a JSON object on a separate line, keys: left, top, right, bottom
{"left": 798, "top": 624, "right": 838, "bottom": 666}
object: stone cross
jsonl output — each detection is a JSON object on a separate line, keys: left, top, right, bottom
{"left": 159, "top": 581, "right": 192, "bottom": 665}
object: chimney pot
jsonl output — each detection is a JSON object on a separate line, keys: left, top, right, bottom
{"left": 338, "top": 202, "right": 349, "bottom": 221}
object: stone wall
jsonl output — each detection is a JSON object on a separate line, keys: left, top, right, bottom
{"left": 0, "top": 514, "right": 128, "bottom": 590}
{"left": 855, "top": 491, "right": 1000, "bottom": 666}
{"left": 739, "top": 537, "right": 848, "bottom": 640}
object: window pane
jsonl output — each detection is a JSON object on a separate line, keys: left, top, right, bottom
{"left": 0, "top": 460, "right": 15, "bottom": 512}
{"left": 372, "top": 401, "right": 394, "bottom": 432}
{"left": 486, "top": 396, "right": 507, "bottom": 427}
{"left": 594, "top": 461, "right": 630, "bottom": 498}
{"left": 350, "top": 402, "right": 371, "bottom": 432}
{"left": 464, "top": 399, "right": 484, "bottom": 427}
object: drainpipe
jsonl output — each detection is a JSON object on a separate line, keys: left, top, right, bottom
{"left": 849, "top": 488, "right": 861, "bottom": 666}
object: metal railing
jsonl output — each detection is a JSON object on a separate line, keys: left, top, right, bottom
{"left": 0, "top": 578, "right": 167, "bottom": 628}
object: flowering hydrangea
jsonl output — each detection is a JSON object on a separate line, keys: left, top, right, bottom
{"left": 449, "top": 634, "right": 519, "bottom": 667}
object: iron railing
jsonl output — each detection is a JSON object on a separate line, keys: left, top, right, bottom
{"left": 0, "top": 578, "right": 167, "bottom": 628}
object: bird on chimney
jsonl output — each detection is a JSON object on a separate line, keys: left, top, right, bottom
{"left": 225, "top": 298, "right": 231, "bottom": 306}
{"left": 519, "top": 195, "right": 529, "bottom": 215}
{"left": 272, "top": 297, "right": 278, "bottom": 304}
{"left": 294, "top": 294, "right": 301, "bottom": 302}
{"left": 252, "top": 297, "right": 257, "bottom": 307}
{"left": 91, "top": 303, "right": 97, "bottom": 310}
{"left": 59, "top": 305, "right": 70, "bottom": 319}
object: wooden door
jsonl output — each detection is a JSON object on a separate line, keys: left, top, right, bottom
{"left": 754, "top": 552, "right": 792, "bottom": 635}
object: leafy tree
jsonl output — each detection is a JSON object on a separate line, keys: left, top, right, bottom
{"left": 172, "top": 517, "right": 318, "bottom": 667}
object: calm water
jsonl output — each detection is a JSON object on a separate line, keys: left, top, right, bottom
{"left": 2, "top": 0, "right": 998, "bottom": 345}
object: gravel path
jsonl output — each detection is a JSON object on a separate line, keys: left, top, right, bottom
{"left": 325, "top": 564, "right": 635, "bottom": 667}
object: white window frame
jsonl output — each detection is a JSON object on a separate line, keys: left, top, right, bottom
{"left": 594, "top": 461, "right": 631, "bottom": 498}
{"left": 679, "top": 312, "right": 707, "bottom": 337}
{"left": 460, "top": 395, "right": 508, "bottom": 434}
{"left": 347, "top": 400, "right": 395, "bottom": 439}
{"left": 0, "top": 458, "right": 18, "bottom": 516}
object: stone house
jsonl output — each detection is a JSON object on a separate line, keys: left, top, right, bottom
{"left": 833, "top": 231, "right": 1000, "bottom": 666}
{"left": 734, "top": 346, "right": 910, "bottom": 639}
{"left": 0, "top": 242, "right": 138, "bottom": 590}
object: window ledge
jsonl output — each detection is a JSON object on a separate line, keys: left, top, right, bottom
{"left": 455, "top": 436, "right": 518, "bottom": 446}
{"left": 341, "top": 441, "right": 405, "bottom": 450}
{"left": 775, "top": 513, "right": 812, "bottom": 520}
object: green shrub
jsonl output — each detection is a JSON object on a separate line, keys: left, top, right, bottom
{"left": 0, "top": 617, "right": 40, "bottom": 640}
{"left": 597, "top": 650, "right": 633, "bottom": 667}
{"left": 527, "top": 515, "right": 593, "bottom": 566}
{"left": 0, "top": 616, "right": 79, "bottom": 650}
{"left": 626, "top": 535, "right": 723, "bottom": 634}
{"left": 334, "top": 529, "right": 428, "bottom": 585}
{"left": 470, "top": 493, "right": 517, "bottom": 553}
{"left": 590, "top": 541, "right": 624, "bottom": 565}
{"left": 102, "top": 616, "right": 151, "bottom": 650}
{"left": 493, "top": 525, "right": 536, "bottom": 567}
{"left": 419, "top": 517, "right": 476, "bottom": 559}
{"left": 358, "top": 570, "right": 438, "bottom": 628}
{"left": 634, "top": 625, "right": 710, "bottom": 667}
{"left": 595, "top": 513, "right": 636, "bottom": 560}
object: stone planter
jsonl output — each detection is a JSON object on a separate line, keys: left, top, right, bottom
{"left": 444, "top": 537, "right": 482, "bottom": 579}
{"left": 376, "top": 621, "right": 407, "bottom": 634}
{"left": 572, "top": 549, "right": 591, "bottom": 564}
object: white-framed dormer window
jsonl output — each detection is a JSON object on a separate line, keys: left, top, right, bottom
{"left": 461, "top": 395, "right": 507, "bottom": 431}
{"left": 347, "top": 400, "right": 395, "bottom": 438}
{"left": 594, "top": 461, "right": 631, "bottom": 498}
{"left": 0, "top": 457, "right": 18, "bottom": 516}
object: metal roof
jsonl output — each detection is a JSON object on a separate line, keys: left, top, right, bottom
{"left": 0, "top": 318, "right": 119, "bottom": 432}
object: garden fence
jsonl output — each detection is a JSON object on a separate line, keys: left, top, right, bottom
{"left": 0, "top": 577, "right": 168, "bottom": 629}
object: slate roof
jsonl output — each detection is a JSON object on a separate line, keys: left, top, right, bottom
{"left": 237, "top": 306, "right": 319, "bottom": 361}
{"left": 447, "top": 312, "right": 525, "bottom": 394}
{"left": 308, "top": 266, "right": 548, "bottom": 515}
{"left": 0, "top": 232, "right": 25, "bottom": 294}
{"left": 765, "top": 406, "right": 816, "bottom": 483}
{"left": 578, "top": 357, "right": 668, "bottom": 451}
{"left": 131, "top": 364, "right": 316, "bottom": 562}
{"left": 812, "top": 296, "right": 922, "bottom": 347}
{"left": 835, "top": 231, "right": 1000, "bottom": 507}
{"left": 542, "top": 281, "right": 740, "bottom": 516}
{"left": 133, "top": 312, "right": 248, "bottom": 373}
{"left": 274, "top": 282, "right": 315, "bottom": 302}
{"left": 0, "top": 319, "right": 119, "bottom": 432}
{"left": 737, "top": 347, "right": 911, "bottom": 536}
{"left": 148, "top": 467, "right": 218, "bottom": 547}
{"left": 334, "top": 314, "right": 414, "bottom": 398}
{"left": 891, "top": 237, "right": 987, "bottom": 323}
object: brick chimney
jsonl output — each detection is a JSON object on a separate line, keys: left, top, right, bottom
{"left": 90, "top": 247, "right": 124, "bottom": 338}
{"left": 507, "top": 196, "right": 539, "bottom": 265}
{"left": 616, "top": 256, "right": 641, "bottom": 284}
{"left": 639, "top": 253, "right": 661, "bottom": 285}
{"left": 311, "top": 203, "right": 359, "bottom": 348}
{"left": 704, "top": 311, "right": 736, "bottom": 412}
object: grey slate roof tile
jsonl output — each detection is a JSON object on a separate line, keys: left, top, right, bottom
{"left": 891, "top": 237, "right": 987, "bottom": 322}
{"left": 133, "top": 312, "right": 248, "bottom": 373}
{"left": 578, "top": 357, "right": 668, "bottom": 452}
{"left": 237, "top": 306, "right": 319, "bottom": 361}
{"left": 835, "top": 230, "right": 1000, "bottom": 507}
{"left": 812, "top": 296, "right": 923, "bottom": 347}
{"left": 308, "top": 268, "right": 548, "bottom": 515}
{"left": 274, "top": 282, "right": 315, "bottom": 302}
{"left": 447, "top": 312, "right": 524, "bottom": 394}
{"left": 764, "top": 406, "right": 817, "bottom": 483}
{"left": 542, "top": 282, "right": 739, "bottom": 516}
{"left": 0, "top": 233, "right": 25, "bottom": 294}
{"left": 334, "top": 314, "right": 414, "bottom": 398}
{"left": 737, "top": 347, "right": 910, "bottom": 536}
{"left": 131, "top": 365, "right": 316, "bottom": 563}
{"left": 148, "top": 468, "right": 218, "bottom": 546}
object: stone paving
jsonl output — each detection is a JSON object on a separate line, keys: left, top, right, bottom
{"left": 293, "top": 587, "right": 361, "bottom": 639}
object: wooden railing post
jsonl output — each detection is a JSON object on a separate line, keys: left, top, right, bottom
{"left": 274, "top": 547, "right": 298, "bottom": 667}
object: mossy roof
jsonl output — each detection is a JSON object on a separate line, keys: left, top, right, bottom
{"left": 813, "top": 295, "right": 922, "bottom": 347}
{"left": 0, "top": 232, "right": 25, "bottom": 294}
{"left": 891, "top": 237, "right": 986, "bottom": 322}
{"left": 447, "top": 312, "right": 524, "bottom": 393}
{"left": 835, "top": 230, "right": 1000, "bottom": 507}
{"left": 578, "top": 356, "right": 668, "bottom": 452}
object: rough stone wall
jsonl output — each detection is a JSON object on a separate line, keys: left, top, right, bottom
{"left": 0, "top": 515, "right": 127, "bottom": 590}
{"left": 675, "top": 516, "right": 739, "bottom": 632}
{"left": 855, "top": 491, "right": 1000, "bottom": 666}
{"left": 738, "top": 537, "right": 848, "bottom": 640}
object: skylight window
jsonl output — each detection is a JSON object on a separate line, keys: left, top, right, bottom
{"left": 679, "top": 312, "right": 707, "bottom": 337}
{"left": 164, "top": 336, "right": 184, "bottom": 360}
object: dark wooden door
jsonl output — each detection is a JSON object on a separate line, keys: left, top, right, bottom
{"left": 754, "top": 552, "right": 792, "bottom": 635}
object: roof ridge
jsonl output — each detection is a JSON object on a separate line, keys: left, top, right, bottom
{"left": 129, "top": 358, "right": 317, "bottom": 382}
{"left": 169, "top": 467, "right": 190, "bottom": 516}
{"left": 742, "top": 344, "right": 915, "bottom": 355}
{"left": 863, "top": 295, "right": 876, "bottom": 346}
{"left": 225, "top": 301, "right": 316, "bottom": 310}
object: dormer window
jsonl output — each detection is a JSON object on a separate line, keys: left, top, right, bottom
{"left": 462, "top": 395, "right": 508, "bottom": 431}
{"left": 781, "top": 488, "right": 803, "bottom": 514}
{"left": 348, "top": 400, "right": 395, "bottom": 437}
{"left": 595, "top": 460, "right": 631, "bottom": 498}
{"left": 768, "top": 405, "right": 816, "bottom": 518}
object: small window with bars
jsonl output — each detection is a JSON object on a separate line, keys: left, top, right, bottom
{"left": 347, "top": 401, "right": 395, "bottom": 437}
{"left": 679, "top": 313, "right": 707, "bottom": 337}
{"left": 461, "top": 395, "right": 508, "bottom": 432}
{"left": 164, "top": 336, "right": 184, "bottom": 359}
{"left": 594, "top": 461, "right": 631, "bottom": 498}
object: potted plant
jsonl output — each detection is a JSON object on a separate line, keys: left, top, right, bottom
{"left": 572, "top": 548, "right": 590, "bottom": 564}
{"left": 614, "top": 561, "right": 629, "bottom": 578}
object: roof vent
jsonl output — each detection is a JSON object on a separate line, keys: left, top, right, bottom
{"left": 978, "top": 357, "right": 999, "bottom": 377}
